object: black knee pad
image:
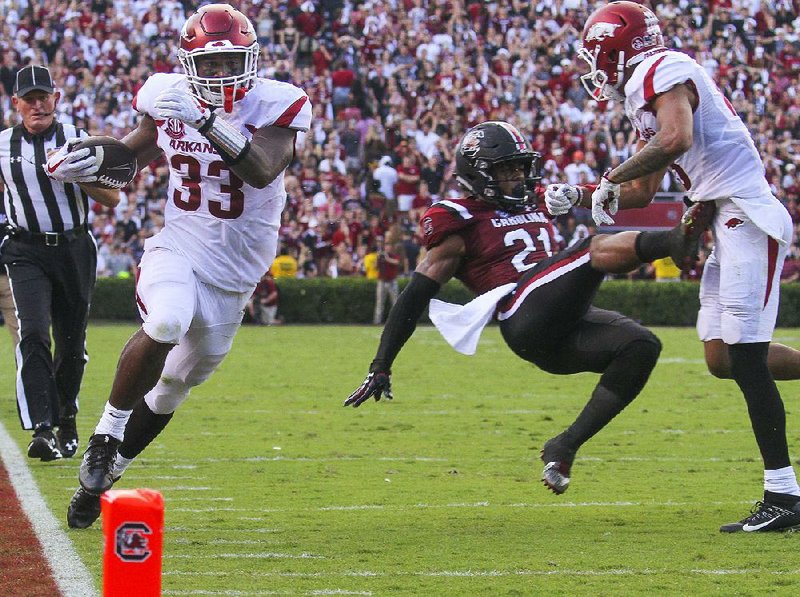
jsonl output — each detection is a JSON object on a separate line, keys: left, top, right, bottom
{"left": 600, "top": 332, "right": 662, "bottom": 404}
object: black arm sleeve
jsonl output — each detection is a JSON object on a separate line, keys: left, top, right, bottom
{"left": 370, "top": 272, "right": 442, "bottom": 373}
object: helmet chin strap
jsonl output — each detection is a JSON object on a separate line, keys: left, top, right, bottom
{"left": 507, "top": 181, "right": 527, "bottom": 200}
{"left": 223, "top": 86, "right": 247, "bottom": 113}
{"left": 497, "top": 181, "right": 529, "bottom": 208}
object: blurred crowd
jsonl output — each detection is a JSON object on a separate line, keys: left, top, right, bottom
{"left": 0, "top": 0, "right": 798, "bottom": 282}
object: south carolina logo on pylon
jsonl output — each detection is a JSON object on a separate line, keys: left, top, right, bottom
{"left": 164, "top": 119, "right": 185, "bottom": 140}
{"left": 115, "top": 522, "right": 153, "bottom": 562}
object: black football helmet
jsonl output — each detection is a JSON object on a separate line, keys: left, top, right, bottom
{"left": 454, "top": 121, "right": 541, "bottom": 210}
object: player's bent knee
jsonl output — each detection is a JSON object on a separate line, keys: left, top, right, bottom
{"left": 142, "top": 312, "right": 189, "bottom": 344}
{"left": 601, "top": 333, "right": 662, "bottom": 403}
{"left": 628, "top": 332, "right": 662, "bottom": 366}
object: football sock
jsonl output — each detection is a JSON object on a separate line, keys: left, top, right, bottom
{"left": 764, "top": 490, "right": 800, "bottom": 507}
{"left": 764, "top": 466, "right": 800, "bottom": 497}
{"left": 728, "top": 342, "right": 790, "bottom": 469}
{"left": 563, "top": 385, "right": 627, "bottom": 449}
{"left": 112, "top": 453, "right": 134, "bottom": 479}
{"left": 118, "top": 399, "right": 174, "bottom": 460}
{"left": 93, "top": 401, "right": 133, "bottom": 442}
{"left": 634, "top": 231, "right": 672, "bottom": 263}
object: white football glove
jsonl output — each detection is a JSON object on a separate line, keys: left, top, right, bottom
{"left": 591, "top": 172, "right": 620, "bottom": 226}
{"left": 544, "top": 184, "right": 581, "bottom": 216}
{"left": 45, "top": 137, "right": 99, "bottom": 183}
{"left": 154, "top": 88, "right": 211, "bottom": 129}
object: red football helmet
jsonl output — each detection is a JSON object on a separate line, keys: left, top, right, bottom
{"left": 579, "top": 1, "right": 664, "bottom": 102}
{"left": 178, "top": 3, "right": 259, "bottom": 109}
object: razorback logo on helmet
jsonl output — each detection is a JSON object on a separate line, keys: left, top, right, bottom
{"left": 178, "top": 4, "right": 259, "bottom": 111}
{"left": 585, "top": 22, "right": 621, "bottom": 42}
{"left": 422, "top": 216, "right": 434, "bottom": 236}
{"left": 164, "top": 119, "right": 185, "bottom": 140}
{"left": 460, "top": 130, "right": 484, "bottom": 157}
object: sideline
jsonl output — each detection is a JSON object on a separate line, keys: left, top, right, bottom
{"left": 0, "top": 420, "right": 97, "bottom": 596}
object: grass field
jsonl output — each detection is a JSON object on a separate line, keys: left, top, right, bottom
{"left": 1, "top": 324, "right": 800, "bottom": 596}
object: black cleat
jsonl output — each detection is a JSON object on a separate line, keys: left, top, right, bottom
{"left": 669, "top": 201, "right": 716, "bottom": 272}
{"left": 540, "top": 435, "right": 576, "bottom": 495}
{"left": 67, "top": 487, "right": 102, "bottom": 529}
{"left": 27, "top": 429, "right": 62, "bottom": 462}
{"left": 720, "top": 491, "right": 800, "bottom": 533}
{"left": 57, "top": 416, "right": 79, "bottom": 458}
{"left": 79, "top": 434, "right": 121, "bottom": 494}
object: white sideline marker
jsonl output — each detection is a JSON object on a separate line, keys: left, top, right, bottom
{"left": 0, "top": 420, "right": 96, "bottom": 597}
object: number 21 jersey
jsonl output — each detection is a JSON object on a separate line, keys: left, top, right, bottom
{"left": 133, "top": 73, "right": 312, "bottom": 292}
{"left": 420, "top": 197, "right": 558, "bottom": 295}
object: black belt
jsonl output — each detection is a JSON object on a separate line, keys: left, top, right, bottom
{"left": 11, "top": 226, "right": 87, "bottom": 247}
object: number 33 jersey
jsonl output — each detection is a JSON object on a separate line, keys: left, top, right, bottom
{"left": 420, "top": 198, "right": 559, "bottom": 295}
{"left": 133, "top": 73, "right": 312, "bottom": 292}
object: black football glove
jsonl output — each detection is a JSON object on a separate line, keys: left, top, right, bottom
{"left": 344, "top": 371, "right": 393, "bottom": 407}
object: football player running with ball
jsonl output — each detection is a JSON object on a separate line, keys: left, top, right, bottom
{"left": 65, "top": 3, "right": 311, "bottom": 528}
{"left": 546, "top": 1, "right": 800, "bottom": 532}
{"left": 345, "top": 120, "right": 714, "bottom": 500}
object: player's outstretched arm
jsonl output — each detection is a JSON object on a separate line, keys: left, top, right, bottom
{"left": 121, "top": 114, "right": 165, "bottom": 170}
{"left": 344, "top": 235, "right": 465, "bottom": 407}
{"left": 78, "top": 181, "right": 121, "bottom": 208}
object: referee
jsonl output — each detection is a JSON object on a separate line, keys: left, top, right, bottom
{"left": 0, "top": 65, "right": 119, "bottom": 461}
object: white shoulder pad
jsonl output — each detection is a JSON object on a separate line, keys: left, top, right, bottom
{"left": 626, "top": 51, "right": 699, "bottom": 111}
{"left": 245, "top": 79, "right": 313, "bottom": 132}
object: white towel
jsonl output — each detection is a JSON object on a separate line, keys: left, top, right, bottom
{"left": 428, "top": 283, "right": 516, "bottom": 355}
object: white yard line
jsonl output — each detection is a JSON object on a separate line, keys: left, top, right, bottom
{"left": 163, "top": 591, "right": 372, "bottom": 596}
{"left": 0, "top": 420, "right": 97, "bottom": 597}
{"left": 129, "top": 453, "right": 752, "bottom": 466}
{"left": 161, "top": 568, "right": 800, "bottom": 579}
{"left": 165, "top": 552, "right": 324, "bottom": 559}
{"left": 168, "top": 498, "right": 750, "bottom": 515}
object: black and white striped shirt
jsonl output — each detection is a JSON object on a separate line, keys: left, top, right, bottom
{"left": 0, "top": 121, "right": 89, "bottom": 233}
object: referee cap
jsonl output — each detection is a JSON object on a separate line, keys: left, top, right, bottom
{"left": 14, "top": 65, "right": 55, "bottom": 97}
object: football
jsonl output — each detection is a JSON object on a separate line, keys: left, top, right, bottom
{"left": 72, "top": 136, "right": 138, "bottom": 189}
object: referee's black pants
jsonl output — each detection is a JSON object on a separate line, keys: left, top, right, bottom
{"left": 1, "top": 232, "right": 96, "bottom": 430}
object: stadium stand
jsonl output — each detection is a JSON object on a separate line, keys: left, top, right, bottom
{"left": 0, "top": 0, "right": 797, "bottom": 281}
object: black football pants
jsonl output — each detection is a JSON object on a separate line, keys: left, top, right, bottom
{"left": 2, "top": 233, "right": 96, "bottom": 430}
{"left": 500, "top": 237, "right": 661, "bottom": 403}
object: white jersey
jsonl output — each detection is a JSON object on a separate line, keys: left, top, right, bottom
{"left": 624, "top": 50, "right": 786, "bottom": 242}
{"left": 134, "top": 73, "right": 312, "bottom": 291}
